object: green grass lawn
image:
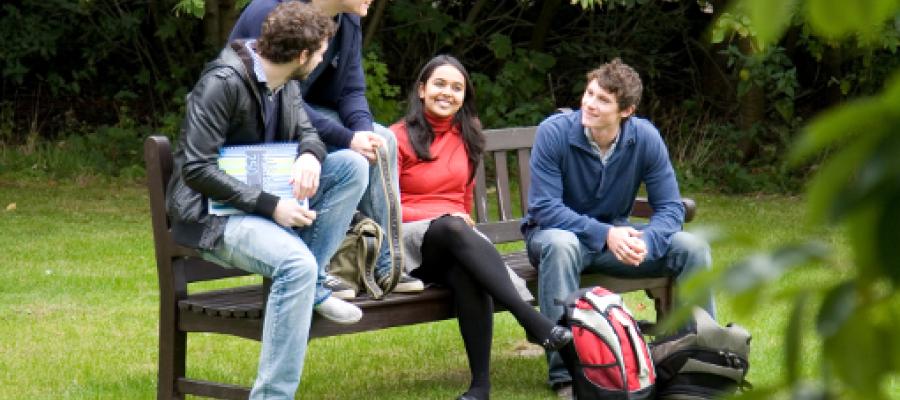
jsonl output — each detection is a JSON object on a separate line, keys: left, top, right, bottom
{"left": 0, "top": 178, "right": 894, "bottom": 399}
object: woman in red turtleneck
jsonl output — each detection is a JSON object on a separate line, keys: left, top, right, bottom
{"left": 390, "top": 55, "right": 571, "bottom": 400}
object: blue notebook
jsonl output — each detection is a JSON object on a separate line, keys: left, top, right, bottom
{"left": 209, "top": 142, "right": 308, "bottom": 216}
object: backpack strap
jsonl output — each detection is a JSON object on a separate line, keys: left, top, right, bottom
{"left": 373, "top": 148, "right": 404, "bottom": 293}
{"left": 554, "top": 287, "right": 596, "bottom": 325}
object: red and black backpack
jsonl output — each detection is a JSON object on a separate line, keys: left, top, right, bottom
{"left": 558, "top": 287, "right": 656, "bottom": 400}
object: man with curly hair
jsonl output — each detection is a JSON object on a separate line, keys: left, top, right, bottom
{"left": 231, "top": 0, "right": 425, "bottom": 299}
{"left": 167, "top": 3, "right": 362, "bottom": 397}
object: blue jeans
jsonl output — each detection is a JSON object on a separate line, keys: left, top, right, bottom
{"left": 300, "top": 149, "right": 369, "bottom": 303}
{"left": 311, "top": 106, "right": 400, "bottom": 279}
{"left": 525, "top": 229, "right": 716, "bottom": 387}
{"left": 202, "top": 215, "right": 317, "bottom": 400}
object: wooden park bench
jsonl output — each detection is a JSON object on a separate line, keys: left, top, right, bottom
{"left": 144, "top": 127, "right": 695, "bottom": 400}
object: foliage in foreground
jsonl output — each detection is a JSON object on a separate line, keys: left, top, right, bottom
{"left": 602, "top": 0, "right": 900, "bottom": 398}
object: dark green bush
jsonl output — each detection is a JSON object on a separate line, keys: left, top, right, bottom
{"left": 1, "top": 0, "right": 896, "bottom": 194}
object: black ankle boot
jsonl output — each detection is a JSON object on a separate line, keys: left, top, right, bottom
{"left": 541, "top": 326, "right": 573, "bottom": 351}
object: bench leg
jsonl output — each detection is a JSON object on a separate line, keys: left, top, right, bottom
{"left": 645, "top": 278, "right": 674, "bottom": 325}
{"left": 158, "top": 307, "right": 186, "bottom": 400}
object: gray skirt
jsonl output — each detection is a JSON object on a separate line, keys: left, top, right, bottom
{"left": 402, "top": 217, "right": 534, "bottom": 302}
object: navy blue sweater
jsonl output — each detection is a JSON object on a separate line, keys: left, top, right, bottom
{"left": 229, "top": 0, "right": 373, "bottom": 148}
{"left": 523, "top": 111, "right": 685, "bottom": 261}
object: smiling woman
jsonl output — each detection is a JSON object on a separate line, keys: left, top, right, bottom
{"left": 389, "top": 55, "right": 573, "bottom": 400}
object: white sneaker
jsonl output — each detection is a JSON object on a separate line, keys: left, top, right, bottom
{"left": 315, "top": 296, "right": 362, "bottom": 324}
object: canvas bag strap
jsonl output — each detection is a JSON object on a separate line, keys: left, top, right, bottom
{"left": 355, "top": 217, "right": 384, "bottom": 299}
{"left": 374, "top": 148, "right": 404, "bottom": 293}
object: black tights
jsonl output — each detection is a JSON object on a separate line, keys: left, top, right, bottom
{"left": 412, "top": 216, "right": 555, "bottom": 399}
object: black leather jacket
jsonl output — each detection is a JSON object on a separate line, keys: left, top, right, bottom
{"left": 166, "top": 41, "right": 327, "bottom": 250}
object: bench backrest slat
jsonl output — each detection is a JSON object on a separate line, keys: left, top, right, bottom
{"left": 473, "top": 161, "right": 488, "bottom": 223}
{"left": 492, "top": 150, "right": 513, "bottom": 221}
{"left": 472, "top": 127, "right": 538, "bottom": 243}
{"left": 516, "top": 148, "right": 531, "bottom": 208}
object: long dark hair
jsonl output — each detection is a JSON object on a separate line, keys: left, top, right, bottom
{"left": 403, "top": 55, "right": 484, "bottom": 182}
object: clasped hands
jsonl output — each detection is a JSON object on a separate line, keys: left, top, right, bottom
{"left": 606, "top": 226, "right": 647, "bottom": 266}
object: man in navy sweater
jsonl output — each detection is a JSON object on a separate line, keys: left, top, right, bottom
{"left": 522, "top": 58, "right": 716, "bottom": 399}
{"left": 230, "top": 0, "right": 424, "bottom": 300}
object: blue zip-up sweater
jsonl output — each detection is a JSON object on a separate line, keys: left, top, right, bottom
{"left": 522, "top": 110, "right": 685, "bottom": 261}
{"left": 229, "top": 0, "right": 372, "bottom": 148}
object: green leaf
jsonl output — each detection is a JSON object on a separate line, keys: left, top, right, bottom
{"left": 732, "top": 285, "right": 764, "bottom": 317}
{"left": 656, "top": 266, "right": 723, "bottom": 333}
{"left": 874, "top": 187, "right": 900, "bottom": 283}
{"left": 528, "top": 51, "right": 556, "bottom": 71}
{"left": 815, "top": 281, "right": 857, "bottom": 337}
{"left": 806, "top": 0, "right": 900, "bottom": 40}
{"left": 803, "top": 134, "right": 877, "bottom": 223}
{"left": 488, "top": 33, "right": 512, "bottom": 60}
{"left": 785, "top": 292, "right": 808, "bottom": 386}
{"left": 711, "top": 27, "right": 726, "bottom": 44}
{"left": 846, "top": 203, "right": 886, "bottom": 285}
{"left": 790, "top": 97, "right": 886, "bottom": 164}
{"left": 719, "top": 242, "right": 830, "bottom": 293}
{"left": 814, "top": 134, "right": 899, "bottom": 225}
{"left": 774, "top": 98, "right": 794, "bottom": 121}
{"left": 881, "top": 70, "right": 900, "bottom": 105}
{"left": 823, "top": 307, "right": 892, "bottom": 398}
{"left": 790, "top": 384, "right": 830, "bottom": 400}
{"left": 742, "top": 0, "right": 798, "bottom": 46}
{"left": 172, "top": 0, "right": 205, "bottom": 19}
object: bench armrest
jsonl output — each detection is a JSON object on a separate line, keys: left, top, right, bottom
{"left": 632, "top": 197, "right": 696, "bottom": 223}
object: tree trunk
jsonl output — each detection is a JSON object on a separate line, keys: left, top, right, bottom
{"left": 530, "top": 0, "right": 561, "bottom": 51}
{"left": 823, "top": 45, "right": 843, "bottom": 107}
{"left": 220, "top": 0, "right": 238, "bottom": 45}
{"left": 698, "top": 0, "right": 734, "bottom": 109}
{"left": 449, "top": 0, "right": 489, "bottom": 56}
{"left": 203, "top": 0, "right": 238, "bottom": 50}
{"left": 204, "top": 0, "right": 222, "bottom": 49}
{"left": 464, "top": 0, "right": 489, "bottom": 26}
{"left": 363, "top": 0, "right": 389, "bottom": 49}
{"left": 737, "top": 36, "right": 764, "bottom": 162}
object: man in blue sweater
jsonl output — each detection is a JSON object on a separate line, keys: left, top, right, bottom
{"left": 230, "top": 0, "right": 424, "bottom": 300}
{"left": 523, "top": 58, "right": 715, "bottom": 398}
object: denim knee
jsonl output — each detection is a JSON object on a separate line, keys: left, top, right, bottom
{"left": 667, "top": 231, "right": 712, "bottom": 277}
{"left": 273, "top": 250, "right": 317, "bottom": 288}
{"left": 324, "top": 150, "right": 369, "bottom": 189}
{"left": 540, "top": 230, "right": 581, "bottom": 264}
{"left": 529, "top": 230, "right": 582, "bottom": 275}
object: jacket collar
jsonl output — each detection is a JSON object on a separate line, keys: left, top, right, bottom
{"left": 567, "top": 110, "right": 636, "bottom": 155}
{"left": 205, "top": 41, "right": 268, "bottom": 133}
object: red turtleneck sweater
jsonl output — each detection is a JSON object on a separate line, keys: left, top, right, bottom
{"left": 391, "top": 114, "right": 473, "bottom": 223}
